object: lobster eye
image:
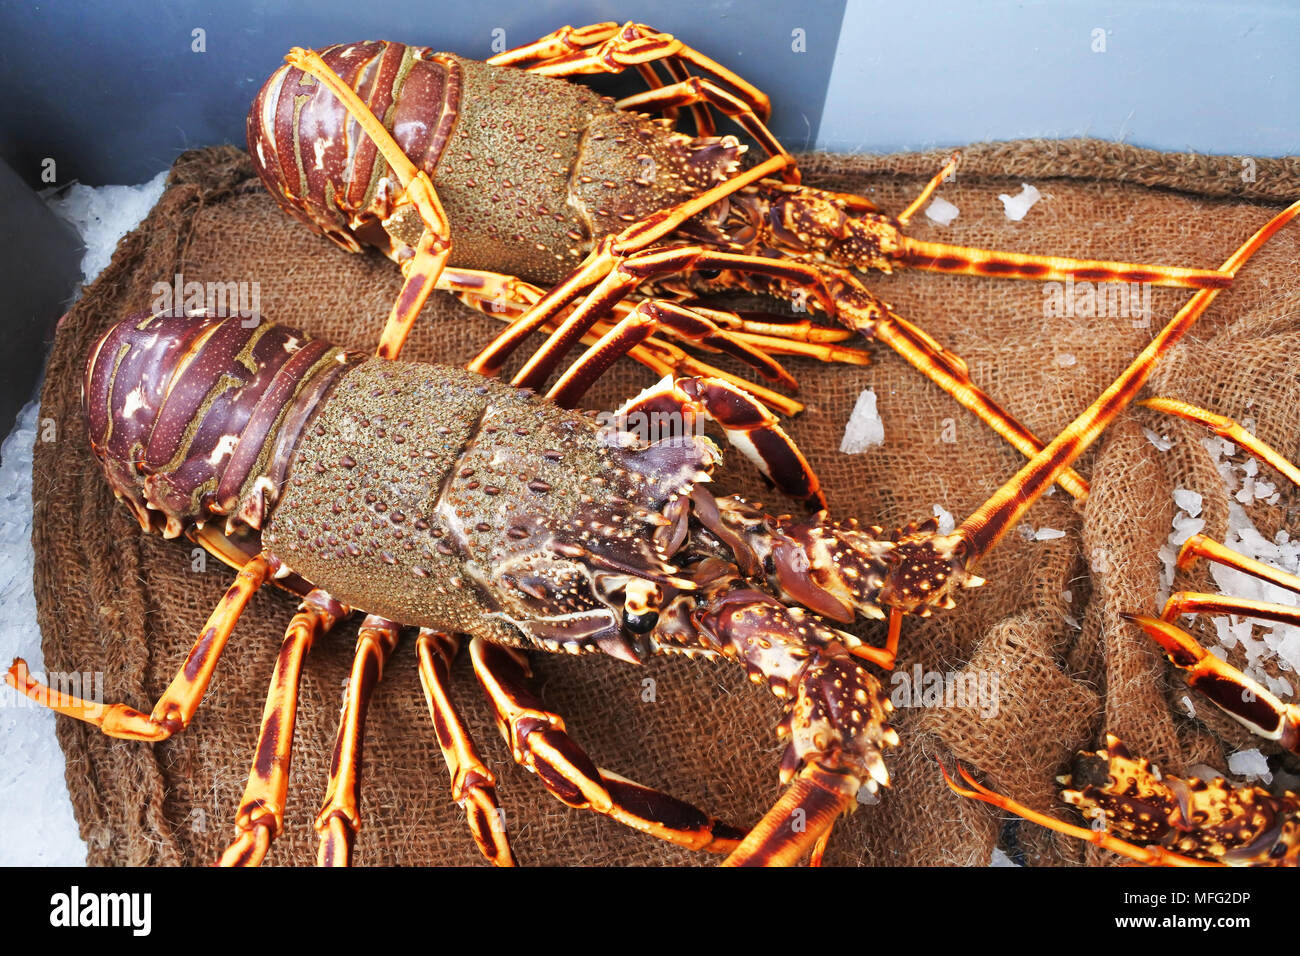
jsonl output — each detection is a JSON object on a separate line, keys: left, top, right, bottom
{"left": 622, "top": 579, "right": 662, "bottom": 634}
{"left": 624, "top": 610, "right": 659, "bottom": 634}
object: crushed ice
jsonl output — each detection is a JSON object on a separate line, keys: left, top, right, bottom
{"left": 924, "top": 196, "right": 960, "bottom": 226}
{"left": 840, "top": 388, "right": 885, "bottom": 453}
{"left": 1227, "top": 748, "right": 1271, "bottom": 784}
{"left": 932, "top": 504, "right": 955, "bottom": 534}
{"left": 1143, "top": 427, "right": 1174, "bottom": 452}
{"left": 47, "top": 171, "right": 168, "bottom": 285}
{"left": 997, "top": 183, "right": 1042, "bottom": 222}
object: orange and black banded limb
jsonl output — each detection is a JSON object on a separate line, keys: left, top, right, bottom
{"left": 252, "top": 31, "right": 1243, "bottom": 499}
{"left": 11, "top": 200, "right": 1295, "bottom": 866}
{"left": 486, "top": 20, "right": 777, "bottom": 150}
{"left": 940, "top": 260, "right": 1300, "bottom": 867}
{"left": 1121, "top": 397, "right": 1300, "bottom": 755}
{"left": 314, "top": 615, "right": 401, "bottom": 866}
{"left": 943, "top": 736, "right": 1299, "bottom": 866}
{"left": 469, "top": 638, "right": 744, "bottom": 853}
{"left": 416, "top": 630, "right": 516, "bottom": 866}
{"left": 218, "top": 590, "right": 345, "bottom": 867}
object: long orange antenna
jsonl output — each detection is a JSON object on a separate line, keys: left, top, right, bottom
{"left": 956, "top": 200, "right": 1300, "bottom": 563}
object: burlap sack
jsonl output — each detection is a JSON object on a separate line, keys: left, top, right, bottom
{"left": 34, "top": 140, "right": 1300, "bottom": 866}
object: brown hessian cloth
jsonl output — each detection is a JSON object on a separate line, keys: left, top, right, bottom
{"left": 33, "top": 140, "right": 1300, "bottom": 866}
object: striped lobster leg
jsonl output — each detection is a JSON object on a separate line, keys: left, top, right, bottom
{"left": 469, "top": 638, "right": 745, "bottom": 854}
{"left": 218, "top": 590, "right": 344, "bottom": 866}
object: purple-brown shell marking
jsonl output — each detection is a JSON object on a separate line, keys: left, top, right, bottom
{"left": 83, "top": 310, "right": 363, "bottom": 539}
{"left": 248, "top": 41, "right": 463, "bottom": 255}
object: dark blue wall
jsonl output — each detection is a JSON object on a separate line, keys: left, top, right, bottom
{"left": 0, "top": 0, "right": 846, "bottom": 187}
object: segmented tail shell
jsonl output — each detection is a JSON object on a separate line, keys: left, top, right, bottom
{"left": 83, "top": 310, "right": 365, "bottom": 539}
{"left": 247, "top": 41, "right": 463, "bottom": 254}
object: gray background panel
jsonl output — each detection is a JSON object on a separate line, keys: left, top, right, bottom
{"left": 0, "top": 0, "right": 847, "bottom": 187}
{"left": 823, "top": 0, "right": 1299, "bottom": 156}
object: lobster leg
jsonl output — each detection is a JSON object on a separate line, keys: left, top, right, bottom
{"left": 1141, "top": 396, "right": 1300, "bottom": 487}
{"left": 1174, "top": 533, "right": 1300, "bottom": 597}
{"left": 615, "top": 78, "right": 792, "bottom": 171}
{"left": 895, "top": 154, "right": 961, "bottom": 227}
{"left": 543, "top": 303, "right": 660, "bottom": 406}
{"left": 467, "top": 153, "right": 794, "bottom": 377}
{"left": 722, "top": 765, "right": 861, "bottom": 867}
{"left": 474, "top": 223, "right": 1092, "bottom": 496}
{"left": 1128, "top": 401, "right": 1300, "bottom": 751}
{"left": 315, "top": 615, "right": 401, "bottom": 866}
{"left": 441, "top": 266, "right": 859, "bottom": 347}
{"left": 487, "top": 20, "right": 774, "bottom": 137}
{"left": 439, "top": 266, "right": 870, "bottom": 403}
{"left": 5, "top": 554, "right": 270, "bottom": 740}
{"left": 468, "top": 638, "right": 744, "bottom": 853}
{"left": 1127, "top": 614, "right": 1300, "bottom": 753}
{"left": 218, "top": 591, "right": 344, "bottom": 867}
{"left": 415, "top": 629, "right": 516, "bottom": 867}
{"left": 939, "top": 764, "right": 1216, "bottom": 867}
{"left": 284, "top": 47, "right": 453, "bottom": 360}
{"left": 608, "top": 373, "right": 825, "bottom": 508}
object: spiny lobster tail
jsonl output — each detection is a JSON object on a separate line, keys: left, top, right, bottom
{"left": 1063, "top": 736, "right": 1300, "bottom": 866}
{"left": 83, "top": 311, "right": 364, "bottom": 539}
{"left": 249, "top": 41, "right": 464, "bottom": 256}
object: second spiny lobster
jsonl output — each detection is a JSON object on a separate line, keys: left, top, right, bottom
{"left": 246, "top": 25, "right": 1257, "bottom": 504}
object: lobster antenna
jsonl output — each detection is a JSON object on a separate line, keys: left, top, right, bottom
{"left": 895, "top": 236, "right": 1234, "bottom": 289}
{"left": 956, "top": 199, "right": 1300, "bottom": 563}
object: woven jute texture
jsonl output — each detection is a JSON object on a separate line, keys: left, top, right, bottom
{"left": 35, "top": 140, "right": 1300, "bottom": 866}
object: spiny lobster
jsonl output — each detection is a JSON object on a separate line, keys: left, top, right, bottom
{"left": 9, "top": 200, "right": 1295, "bottom": 866}
{"left": 946, "top": 397, "right": 1300, "bottom": 867}
{"left": 246, "top": 24, "right": 1248, "bottom": 505}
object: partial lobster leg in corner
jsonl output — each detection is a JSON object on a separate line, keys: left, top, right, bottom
{"left": 415, "top": 629, "right": 516, "bottom": 867}
{"left": 315, "top": 616, "right": 402, "bottom": 866}
{"left": 1125, "top": 397, "right": 1300, "bottom": 754}
{"left": 468, "top": 637, "right": 745, "bottom": 854}
{"left": 218, "top": 590, "right": 345, "bottom": 867}
{"left": 1127, "top": 614, "right": 1300, "bottom": 754}
{"left": 6, "top": 554, "right": 271, "bottom": 741}
{"left": 939, "top": 763, "right": 1216, "bottom": 867}
{"left": 945, "top": 734, "right": 1300, "bottom": 866}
